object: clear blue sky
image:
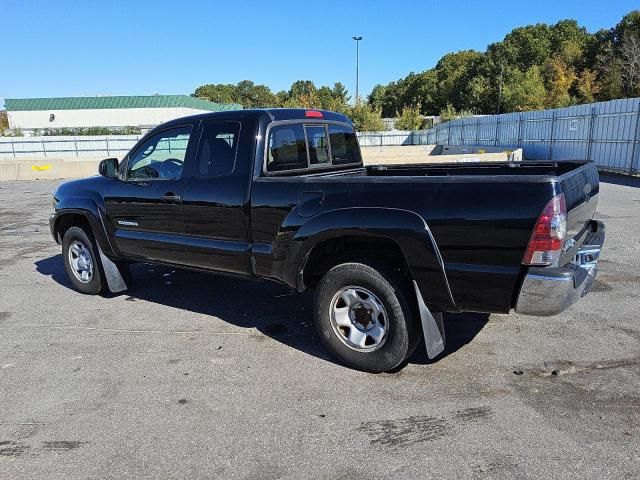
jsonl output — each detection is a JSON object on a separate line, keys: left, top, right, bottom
{"left": 1, "top": 0, "right": 638, "bottom": 106}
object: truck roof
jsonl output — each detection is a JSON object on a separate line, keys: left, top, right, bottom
{"left": 157, "top": 108, "right": 352, "bottom": 130}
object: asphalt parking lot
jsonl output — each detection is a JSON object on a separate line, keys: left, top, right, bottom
{"left": 0, "top": 175, "right": 639, "bottom": 479}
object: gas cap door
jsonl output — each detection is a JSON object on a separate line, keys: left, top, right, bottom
{"left": 299, "top": 191, "right": 324, "bottom": 218}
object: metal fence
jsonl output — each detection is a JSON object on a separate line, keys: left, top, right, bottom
{"left": 4, "top": 98, "right": 638, "bottom": 174}
{"left": 0, "top": 131, "right": 435, "bottom": 159}
{"left": 0, "top": 135, "right": 143, "bottom": 159}
{"left": 357, "top": 130, "right": 431, "bottom": 147}
{"left": 422, "top": 97, "right": 640, "bottom": 174}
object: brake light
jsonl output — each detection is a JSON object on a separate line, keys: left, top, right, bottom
{"left": 305, "top": 110, "right": 323, "bottom": 118}
{"left": 523, "top": 193, "right": 567, "bottom": 266}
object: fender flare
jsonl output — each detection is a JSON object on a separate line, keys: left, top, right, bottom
{"left": 52, "top": 198, "right": 116, "bottom": 257}
{"left": 278, "top": 207, "right": 456, "bottom": 312}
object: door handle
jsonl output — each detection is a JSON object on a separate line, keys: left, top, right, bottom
{"left": 161, "top": 193, "right": 181, "bottom": 202}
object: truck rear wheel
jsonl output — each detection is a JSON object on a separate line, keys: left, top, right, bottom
{"left": 313, "top": 262, "right": 420, "bottom": 372}
{"left": 62, "top": 226, "right": 106, "bottom": 295}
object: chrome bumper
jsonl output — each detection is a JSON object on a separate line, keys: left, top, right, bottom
{"left": 515, "top": 221, "right": 605, "bottom": 316}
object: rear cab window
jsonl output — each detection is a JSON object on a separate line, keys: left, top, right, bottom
{"left": 266, "top": 122, "right": 361, "bottom": 174}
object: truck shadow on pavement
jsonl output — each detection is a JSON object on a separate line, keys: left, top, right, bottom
{"left": 35, "top": 254, "right": 489, "bottom": 371}
{"left": 599, "top": 173, "right": 640, "bottom": 188}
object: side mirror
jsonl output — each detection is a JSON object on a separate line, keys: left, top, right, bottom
{"left": 99, "top": 158, "right": 119, "bottom": 178}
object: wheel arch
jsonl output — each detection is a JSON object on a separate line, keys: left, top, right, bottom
{"left": 53, "top": 199, "right": 115, "bottom": 257}
{"left": 286, "top": 207, "right": 456, "bottom": 312}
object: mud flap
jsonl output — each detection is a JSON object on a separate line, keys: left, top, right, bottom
{"left": 97, "top": 245, "right": 128, "bottom": 293}
{"left": 413, "top": 280, "right": 446, "bottom": 359}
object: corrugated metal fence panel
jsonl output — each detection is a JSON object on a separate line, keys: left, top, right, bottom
{"left": 425, "top": 98, "right": 640, "bottom": 174}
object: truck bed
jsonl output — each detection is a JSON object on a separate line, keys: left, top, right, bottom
{"left": 255, "top": 160, "right": 599, "bottom": 313}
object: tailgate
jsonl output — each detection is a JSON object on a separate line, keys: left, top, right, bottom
{"left": 558, "top": 161, "right": 600, "bottom": 262}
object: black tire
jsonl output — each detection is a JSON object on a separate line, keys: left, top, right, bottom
{"left": 313, "top": 262, "right": 420, "bottom": 373}
{"left": 62, "top": 226, "right": 106, "bottom": 295}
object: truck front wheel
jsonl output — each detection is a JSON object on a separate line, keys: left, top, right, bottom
{"left": 62, "top": 226, "right": 106, "bottom": 295}
{"left": 313, "top": 262, "right": 420, "bottom": 373}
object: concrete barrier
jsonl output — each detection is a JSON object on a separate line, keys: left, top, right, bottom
{"left": 0, "top": 157, "right": 103, "bottom": 181}
{"left": 361, "top": 145, "right": 522, "bottom": 165}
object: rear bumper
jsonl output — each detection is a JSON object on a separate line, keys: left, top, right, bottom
{"left": 515, "top": 220, "right": 605, "bottom": 316}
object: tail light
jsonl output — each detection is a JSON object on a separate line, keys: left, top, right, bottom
{"left": 523, "top": 193, "right": 567, "bottom": 266}
{"left": 305, "top": 110, "right": 323, "bottom": 118}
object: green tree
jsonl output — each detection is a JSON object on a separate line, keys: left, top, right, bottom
{"left": 347, "top": 103, "right": 385, "bottom": 131}
{"left": 235, "top": 80, "right": 278, "bottom": 107}
{"left": 502, "top": 66, "right": 547, "bottom": 111}
{"left": 331, "top": 82, "right": 350, "bottom": 106}
{"left": 403, "top": 70, "right": 439, "bottom": 114}
{"left": 491, "top": 24, "right": 552, "bottom": 71}
{"left": 577, "top": 68, "right": 600, "bottom": 103}
{"left": 395, "top": 104, "right": 424, "bottom": 130}
{"left": 194, "top": 83, "right": 237, "bottom": 103}
{"left": 613, "top": 10, "right": 640, "bottom": 44}
{"left": 367, "top": 84, "right": 387, "bottom": 111}
{"left": 288, "top": 80, "right": 317, "bottom": 108}
{"left": 544, "top": 56, "right": 577, "bottom": 108}
{"left": 592, "top": 30, "right": 624, "bottom": 99}
{"left": 434, "top": 50, "right": 484, "bottom": 111}
{"left": 439, "top": 103, "right": 473, "bottom": 122}
{"left": 316, "top": 82, "right": 350, "bottom": 112}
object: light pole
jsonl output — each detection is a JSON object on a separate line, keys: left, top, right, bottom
{"left": 497, "top": 64, "right": 504, "bottom": 114}
{"left": 352, "top": 36, "right": 363, "bottom": 104}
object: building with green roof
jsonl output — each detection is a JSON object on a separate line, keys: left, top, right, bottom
{"left": 5, "top": 95, "right": 242, "bottom": 134}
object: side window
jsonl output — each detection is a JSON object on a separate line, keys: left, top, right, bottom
{"left": 127, "top": 127, "right": 191, "bottom": 180}
{"left": 267, "top": 124, "right": 308, "bottom": 172}
{"left": 196, "top": 122, "right": 241, "bottom": 177}
{"left": 305, "top": 125, "right": 330, "bottom": 166}
{"left": 328, "top": 124, "right": 361, "bottom": 165}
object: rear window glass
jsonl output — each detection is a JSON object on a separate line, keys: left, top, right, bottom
{"left": 305, "top": 125, "right": 330, "bottom": 166}
{"left": 266, "top": 122, "right": 360, "bottom": 173}
{"left": 267, "top": 124, "right": 308, "bottom": 172}
{"left": 329, "top": 124, "right": 361, "bottom": 165}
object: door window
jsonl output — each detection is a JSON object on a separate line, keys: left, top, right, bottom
{"left": 195, "top": 122, "right": 241, "bottom": 177}
{"left": 127, "top": 126, "right": 191, "bottom": 180}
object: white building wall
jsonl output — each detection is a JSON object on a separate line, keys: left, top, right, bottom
{"left": 7, "top": 107, "right": 212, "bottom": 130}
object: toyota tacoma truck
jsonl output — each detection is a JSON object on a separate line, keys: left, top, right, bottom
{"left": 49, "top": 109, "right": 605, "bottom": 372}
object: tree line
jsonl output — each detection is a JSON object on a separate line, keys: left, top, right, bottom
{"left": 192, "top": 11, "right": 640, "bottom": 129}
{"left": 369, "top": 11, "right": 640, "bottom": 118}
{"left": 193, "top": 80, "right": 389, "bottom": 131}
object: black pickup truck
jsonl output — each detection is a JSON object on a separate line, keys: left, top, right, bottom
{"left": 50, "top": 108, "right": 605, "bottom": 372}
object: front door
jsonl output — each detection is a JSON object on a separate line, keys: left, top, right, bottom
{"left": 105, "top": 125, "right": 194, "bottom": 264}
